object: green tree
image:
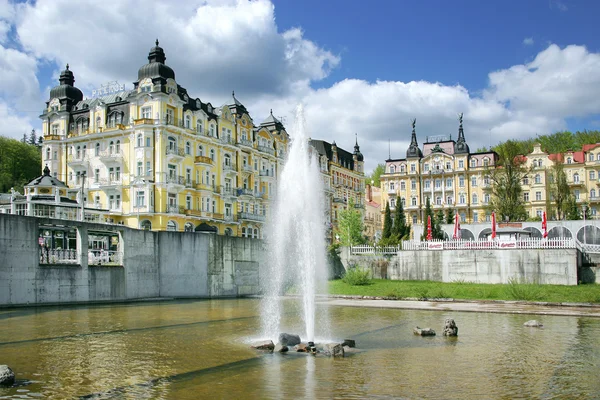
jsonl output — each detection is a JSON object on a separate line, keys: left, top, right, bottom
{"left": 367, "top": 163, "right": 385, "bottom": 187}
{"left": 28, "top": 129, "right": 38, "bottom": 146}
{"left": 445, "top": 208, "right": 454, "bottom": 224}
{"left": 0, "top": 136, "right": 42, "bottom": 193}
{"left": 421, "top": 198, "right": 444, "bottom": 240}
{"left": 565, "top": 196, "right": 581, "bottom": 220}
{"left": 392, "top": 199, "right": 410, "bottom": 241}
{"left": 487, "top": 140, "right": 528, "bottom": 221}
{"left": 336, "top": 199, "right": 365, "bottom": 246}
{"left": 381, "top": 201, "right": 392, "bottom": 240}
{"left": 548, "top": 160, "right": 570, "bottom": 220}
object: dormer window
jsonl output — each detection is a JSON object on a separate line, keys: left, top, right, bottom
{"left": 390, "top": 165, "right": 396, "bottom": 173}
{"left": 470, "top": 158, "right": 477, "bottom": 168}
{"left": 567, "top": 157, "right": 572, "bottom": 164}
{"left": 483, "top": 158, "right": 489, "bottom": 166}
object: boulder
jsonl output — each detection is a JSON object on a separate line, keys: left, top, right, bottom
{"left": 0, "top": 365, "right": 15, "bottom": 386}
{"left": 524, "top": 320, "right": 543, "bottom": 328}
{"left": 323, "top": 343, "right": 345, "bottom": 357}
{"left": 295, "top": 343, "right": 308, "bottom": 352}
{"left": 414, "top": 327, "right": 436, "bottom": 336}
{"left": 342, "top": 339, "right": 356, "bottom": 348}
{"left": 252, "top": 340, "right": 275, "bottom": 351}
{"left": 279, "top": 333, "right": 301, "bottom": 346}
{"left": 443, "top": 318, "right": 458, "bottom": 336}
{"left": 274, "top": 344, "right": 289, "bottom": 353}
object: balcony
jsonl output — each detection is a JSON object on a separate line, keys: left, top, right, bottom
{"left": 220, "top": 186, "right": 238, "bottom": 197}
{"left": 257, "top": 145, "right": 276, "bottom": 156}
{"left": 166, "top": 147, "right": 185, "bottom": 161}
{"left": 241, "top": 164, "right": 254, "bottom": 174}
{"left": 568, "top": 179, "right": 585, "bottom": 187}
{"left": 219, "top": 136, "right": 236, "bottom": 147}
{"left": 134, "top": 118, "right": 155, "bottom": 126}
{"left": 195, "top": 182, "right": 218, "bottom": 192}
{"left": 223, "top": 163, "right": 238, "bottom": 173}
{"left": 333, "top": 197, "right": 346, "bottom": 204}
{"left": 99, "top": 178, "right": 122, "bottom": 192}
{"left": 98, "top": 150, "right": 122, "bottom": 165}
{"left": 166, "top": 175, "right": 186, "bottom": 191}
{"left": 237, "top": 188, "right": 255, "bottom": 197}
{"left": 238, "top": 212, "right": 266, "bottom": 222}
{"left": 277, "top": 151, "right": 285, "bottom": 159}
{"left": 167, "top": 205, "right": 184, "bottom": 214}
{"left": 67, "top": 155, "right": 88, "bottom": 166}
{"left": 237, "top": 138, "right": 254, "bottom": 149}
{"left": 103, "top": 123, "right": 126, "bottom": 133}
{"left": 195, "top": 155, "right": 213, "bottom": 166}
{"left": 43, "top": 134, "right": 61, "bottom": 141}
{"left": 259, "top": 170, "right": 276, "bottom": 179}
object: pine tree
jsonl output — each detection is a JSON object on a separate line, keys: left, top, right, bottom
{"left": 382, "top": 201, "right": 392, "bottom": 240}
{"left": 445, "top": 208, "right": 453, "bottom": 224}
{"left": 28, "top": 129, "right": 37, "bottom": 146}
{"left": 392, "top": 199, "right": 410, "bottom": 240}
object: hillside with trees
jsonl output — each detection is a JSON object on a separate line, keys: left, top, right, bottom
{"left": 0, "top": 133, "right": 43, "bottom": 193}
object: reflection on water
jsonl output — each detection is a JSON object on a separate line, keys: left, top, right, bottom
{"left": 0, "top": 299, "right": 599, "bottom": 399}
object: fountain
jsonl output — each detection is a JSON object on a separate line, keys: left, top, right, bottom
{"left": 261, "top": 104, "right": 329, "bottom": 344}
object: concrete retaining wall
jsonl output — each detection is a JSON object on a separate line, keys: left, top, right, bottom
{"left": 0, "top": 214, "right": 264, "bottom": 306}
{"left": 340, "top": 247, "right": 579, "bottom": 285}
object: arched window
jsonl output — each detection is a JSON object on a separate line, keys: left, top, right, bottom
{"left": 45, "top": 147, "right": 51, "bottom": 160}
{"left": 184, "top": 222, "right": 194, "bottom": 232}
{"left": 210, "top": 149, "right": 215, "bottom": 161}
{"left": 472, "top": 194, "right": 478, "bottom": 204}
{"left": 597, "top": 154, "right": 600, "bottom": 161}
{"left": 95, "top": 142, "right": 100, "bottom": 156}
{"left": 185, "top": 141, "right": 191, "bottom": 155}
{"left": 459, "top": 194, "right": 466, "bottom": 204}
{"left": 574, "top": 173, "right": 580, "bottom": 183}
{"left": 166, "top": 220, "right": 178, "bottom": 231}
{"left": 225, "top": 227, "right": 233, "bottom": 236}
{"left": 137, "top": 134, "right": 143, "bottom": 147}
{"left": 591, "top": 189, "right": 596, "bottom": 199}
{"left": 224, "top": 154, "right": 231, "bottom": 166}
{"left": 390, "top": 198, "right": 395, "bottom": 208}
{"left": 109, "top": 141, "right": 114, "bottom": 154}
{"left": 116, "top": 140, "right": 121, "bottom": 153}
{"left": 197, "top": 145, "right": 204, "bottom": 157}
{"left": 140, "top": 220, "right": 152, "bottom": 230}
{"left": 96, "top": 116, "right": 102, "bottom": 129}
{"left": 484, "top": 193, "right": 490, "bottom": 203}
{"left": 185, "top": 115, "right": 191, "bottom": 129}
{"left": 253, "top": 228, "right": 259, "bottom": 238}
{"left": 197, "top": 120, "right": 203, "bottom": 133}
{"left": 567, "top": 157, "right": 572, "bottom": 164}
{"left": 436, "top": 196, "right": 442, "bottom": 205}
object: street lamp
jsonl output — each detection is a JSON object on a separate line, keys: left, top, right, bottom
{"left": 582, "top": 204, "right": 587, "bottom": 244}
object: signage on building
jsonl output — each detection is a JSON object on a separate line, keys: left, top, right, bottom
{"left": 91, "top": 81, "right": 126, "bottom": 98}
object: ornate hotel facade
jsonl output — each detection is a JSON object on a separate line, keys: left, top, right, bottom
{"left": 40, "top": 41, "right": 288, "bottom": 236}
{"left": 380, "top": 118, "right": 498, "bottom": 228}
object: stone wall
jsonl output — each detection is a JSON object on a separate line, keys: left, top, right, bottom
{"left": 0, "top": 214, "right": 264, "bottom": 306}
{"left": 340, "top": 247, "right": 579, "bottom": 285}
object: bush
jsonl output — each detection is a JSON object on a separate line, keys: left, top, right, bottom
{"left": 342, "top": 267, "right": 372, "bottom": 286}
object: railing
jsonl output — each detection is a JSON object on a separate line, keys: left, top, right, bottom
{"left": 237, "top": 188, "right": 254, "bottom": 197}
{"left": 67, "top": 155, "right": 88, "bottom": 163}
{"left": 237, "top": 138, "right": 253, "bottom": 148}
{"left": 167, "top": 205, "right": 183, "bottom": 214}
{"left": 166, "top": 147, "right": 186, "bottom": 157}
{"left": 238, "top": 212, "right": 266, "bottom": 222}
{"left": 351, "top": 238, "right": 577, "bottom": 254}
{"left": 88, "top": 250, "right": 123, "bottom": 266}
{"left": 242, "top": 164, "right": 253, "bottom": 173}
{"left": 220, "top": 136, "right": 235, "bottom": 145}
{"left": 99, "top": 150, "right": 122, "bottom": 159}
{"left": 166, "top": 175, "right": 185, "bottom": 185}
{"left": 257, "top": 145, "right": 276, "bottom": 156}
{"left": 134, "top": 118, "right": 154, "bottom": 125}
{"left": 259, "top": 170, "right": 275, "bottom": 177}
{"left": 195, "top": 155, "right": 213, "bottom": 165}
{"left": 221, "top": 187, "right": 238, "bottom": 196}
{"left": 223, "top": 163, "right": 237, "bottom": 171}
{"left": 40, "top": 248, "right": 78, "bottom": 265}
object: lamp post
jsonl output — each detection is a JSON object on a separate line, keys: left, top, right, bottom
{"left": 79, "top": 171, "right": 86, "bottom": 221}
{"left": 582, "top": 204, "right": 587, "bottom": 244}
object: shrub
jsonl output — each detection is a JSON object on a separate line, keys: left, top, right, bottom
{"left": 504, "top": 277, "right": 544, "bottom": 301}
{"left": 342, "top": 267, "right": 372, "bottom": 286}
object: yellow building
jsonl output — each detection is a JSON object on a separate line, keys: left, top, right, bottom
{"left": 380, "top": 117, "right": 498, "bottom": 226}
{"left": 521, "top": 143, "right": 600, "bottom": 219}
{"left": 40, "top": 41, "right": 288, "bottom": 236}
{"left": 364, "top": 184, "right": 381, "bottom": 242}
{"left": 309, "top": 139, "right": 365, "bottom": 241}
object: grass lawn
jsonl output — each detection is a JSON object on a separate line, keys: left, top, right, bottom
{"left": 328, "top": 279, "right": 600, "bottom": 304}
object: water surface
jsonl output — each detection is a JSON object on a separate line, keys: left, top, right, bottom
{"left": 0, "top": 298, "right": 599, "bottom": 399}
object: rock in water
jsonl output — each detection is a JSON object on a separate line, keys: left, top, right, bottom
{"left": 252, "top": 340, "right": 275, "bottom": 351}
{"left": 274, "top": 344, "right": 289, "bottom": 353}
{"left": 342, "top": 339, "right": 356, "bottom": 348}
{"left": 414, "top": 327, "right": 436, "bottom": 336}
{"left": 278, "top": 333, "right": 301, "bottom": 346}
{"left": 0, "top": 365, "right": 15, "bottom": 386}
{"left": 295, "top": 343, "right": 308, "bottom": 352}
{"left": 524, "top": 320, "right": 543, "bottom": 328}
{"left": 443, "top": 318, "right": 458, "bottom": 336}
{"left": 323, "top": 343, "right": 345, "bottom": 357}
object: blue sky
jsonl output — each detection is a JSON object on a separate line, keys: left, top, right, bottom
{"left": 1, "top": 0, "right": 600, "bottom": 171}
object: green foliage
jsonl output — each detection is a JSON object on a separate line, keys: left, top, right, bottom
{"left": 341, "top": 266, "right": 372, "bottom": 286}
{"left": 392, "top": 199, "right": 410, "bottom": 241}
{"left": 445, "top": 209, "right": 454, "bottom": 224}
{"left": 336, "top": 199, "right": 366, "bottom": 246}
{"left": 381, "top": 201, "right": 392, "bottom": 240}
{"left": 487, "top": 140, "right": 528, "bottom": 221}
{"left": 0, "top": 135, "right": 42, "bottom": 193}
{"left": 548, "top": 161, "right": 570, "bottom": 220}
{"left": 420, "top": 198, "right": 444, "bottom": 240}
{"left": 504, "top": 277, "right": 544, "bottom": 301}
{"left": 367, "top": 163, "right": 385, "bottom": 188}
{"left": 565, "top": 196, "right": 582, "bottom": 220}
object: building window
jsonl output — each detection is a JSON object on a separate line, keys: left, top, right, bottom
{"left": 458, "top": 160, "right": 464, "bottom": 169}
{"left": 197, "top": 121, "right": 203, "bottom": 133}
{"left": 410, "top": 163, "right": 416, "bottom": 172}
{"left": 535, "top": 191, "right": 542, "bottom": 201}
{"left": 94, "top": 168, "right": 100, "bottom": 183}
{"left": 472, "top": 194, "right": 478, "bottom": 204}
{"left": 483, "top": 158, "right": 489, "bottom": 166}
{"left": 535, "top": 174, "right": 541, "bottom": 184}
{"left": 471, "top": 176, "right": 477, "bottom": 187}
{"left": 167, "top": 220, "right": 177, "bottom": 231}
{"left": 166, "top": 108, "right": 174, "bottom": 124}
{"left": 574, "top": 173, "right": 580, "bottom": 183}
{"left": 390, "top": 182, "right": 395, "bottom": 191}
{"left": 446, "top": 195, "right": 453, "bottom": 205}
{"left": 524, "top": 192, "right": 529, "bottom": 202}
{"left": 141, "top": 107, "right": 151, "bottom": 119}
{"left": 95, "top": 142, "right": 100, "bottom": 156}
{"left": 400, "top": 181, "right": 405, "bottom": 190}
{"left": 51, "top": 124, "right": 59, "bottom": 135}
{"left": 424, "top": 164, "right": 429, "bottom": 172}
{"left": 567, "top": 157, "right": 572, "bottom": 164}
{"left": 186, "top": 195, "right": 192, "bottom": 210}
{"left": 411, "top": 197, "right": 417, "bottom": 206}
{"left": 436, "top": 196, "right": 442, "bottom": 205}
{"left": 473, "top": 212, "right": 479, "bottom": 223}
{"left": 470, "top": 158, "right": 477, "bottom": 168}
{"left": 210, "top": 149, "right": 215, "bottom": 161}
{"left": 424, "top": 180, "right": 430, "bottom": 190}
{"left": 590, "top": 171, "right": 596, "bottom": 180}
{"left": 390, "top": 165, "right": 396, "bottom": 173}
{"left": 390, "top": 199, "right": 395, "bottom": 208}
{"left": 197, "top": 145, "right": 204, "bottom": 157}
{"left": 523, "top": 176, "right": 529, "bottom": 185}
{"left": 435, "top": 179, "right": 441, "bottom": 189}
{"left": 185, "top": 115, "right": 191, "bottom": 129}
{"left": 185, "top": 141, "right": 191, "bottom": 155}
{"left": 137, "top": 134, "right": 143, "bottom": 147}
{"left": 45, "top": 147, "right": 51, "bottom": 160}
{"left": 483, "top": 176, "right": 490, "bottom": 186}
{"left": 459, "top": 176, "right": 465, "bottom": 187}
{"left": 400, "top": 165, "right": 405, "bottom": 173}
{"left": 591, "top": 189, "right": 596, "bottom": 199}
{"left": 574, "top": 190, "right": 580, "bottom": 200}
{"left": 446, "top": 178, "right": 452, "bottom": 188}
{"left": 459, "top": 194, "right": 466, "bottom": 204}
{"left": 186, "top": 168, "right": 192, "bottom": 184}
{"left": 484, "top": 193, "right": 490, "bottom": 204}
{"left": 137, "top": 162, "right": 143, "bottom": 176}
{"left": 411, "top": 179, "right": 416, "bottom": 190}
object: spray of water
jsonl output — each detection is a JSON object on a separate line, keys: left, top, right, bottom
{"left": 261, "top": 105, "right": 328, "bottom": 342}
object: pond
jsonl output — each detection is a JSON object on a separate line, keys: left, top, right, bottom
{"left": 0, "top": 298, "right": 599, "bottom": 399}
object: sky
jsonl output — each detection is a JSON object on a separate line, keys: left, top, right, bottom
{"left": 1, "top": 0, "right": 600, "bottom": 172}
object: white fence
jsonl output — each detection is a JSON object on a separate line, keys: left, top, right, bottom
{"left": 40, "top": 249, "right": 78, "bottom": 264}
{"left": 351, "top": 238, "right": 577, "bottom": 255}
{"left": 88, "top": 250, "right": 123, "bottom": 266}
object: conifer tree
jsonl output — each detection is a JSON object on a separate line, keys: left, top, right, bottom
{"left": 392, "top": 199, "right": 410, "bottom": 240}
{"left": 382, "top": 201, "right": 392, "bottom": 240}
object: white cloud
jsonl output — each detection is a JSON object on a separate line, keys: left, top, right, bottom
{"left": 0, "top": 101, "right": 34, "bottom": 138}
{"left": 0, "top": 0, "right": 598, "bottom": 175}
{"left": 550, "top": 0, "right": 568, "bottom": 12}
{"left": 523, "top": 37, "right": 534, "bottom": 46}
